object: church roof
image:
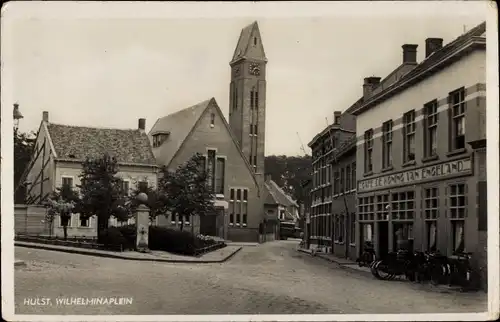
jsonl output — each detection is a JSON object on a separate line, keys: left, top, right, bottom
{"left": 46, "top": 123, "right": 156, "bottom": 165}
{"left": 231, "top": 21, "right": 267, "bottom": 64}
{"left": 264, "top": 179, "right": 299, "bottom": 208}
{"left": 149, "top": 98, "right": 261, "bottom": 194}
{"left": 149, "top": 99, "right": 210, "bottom": 166}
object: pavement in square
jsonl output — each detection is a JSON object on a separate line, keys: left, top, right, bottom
{"left": 14, "top": 240, "right": 487, "bottom": 315}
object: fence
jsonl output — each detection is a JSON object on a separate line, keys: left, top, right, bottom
{"left": 15, "top": 204, "right": 50, "bottom": 235}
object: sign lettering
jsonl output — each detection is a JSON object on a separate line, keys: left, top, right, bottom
{"left": 357, "top": 157, "right": 472, "bottom": 192}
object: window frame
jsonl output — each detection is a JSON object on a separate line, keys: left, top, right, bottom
{"left": 449, "top": 88, "right": 466, "bottom": 151}
{"left": 390, "top": 190, "right": 415, "bottom": 221}
{"left": 424, "top": 100, "right": 439, "bottom": 158}
{"left": 382, "top": 120, "right": 393, "bottom": 168}
{"left": 364, "top": 130, "right": 374, "bottom": 173}
{"left": 403, "top": 110, "right": 416, "bottom": 163}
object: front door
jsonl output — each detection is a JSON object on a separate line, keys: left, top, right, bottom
{"left": 200, "top": 215, "right": 217, "bottom": 236}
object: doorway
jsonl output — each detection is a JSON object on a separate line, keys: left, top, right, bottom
{"left": 377, "top": 221, "right": 389, "bottom": 260}
{"left": 200, "top": 215, "right": 218, "bottom": 236}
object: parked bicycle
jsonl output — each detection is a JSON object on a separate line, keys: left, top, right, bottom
{"left": 449, "top": 251, "right": 477, "bottom": 291}
{"left": 371, "top": 249, "right": 420, "bottom": 281}
{"left": 357, "top": 241, "right": 376, "bottom": 268}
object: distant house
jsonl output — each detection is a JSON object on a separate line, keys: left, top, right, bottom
{"left": 19, "top": 111, "right": 158, "bottom": 237}
{"left": 264, "top": 175, "right": 300, "bottom": 222}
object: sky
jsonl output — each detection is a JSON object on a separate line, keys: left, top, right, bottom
{"left": 2, "top": 2, "right": 489, "bottom": 156}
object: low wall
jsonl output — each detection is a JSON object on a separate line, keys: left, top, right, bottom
{"left": 15, "top": 204, "right": 50, "bottom": 235}
{"left": 227, "top": 227, "right": 259, "bottom": 242}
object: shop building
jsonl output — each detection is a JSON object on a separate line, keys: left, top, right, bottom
{"left": 351, "top": 21, "right": 486, "bottom": 276}
{"left": 307, "top": 108, "right": 358, "bottom": 258}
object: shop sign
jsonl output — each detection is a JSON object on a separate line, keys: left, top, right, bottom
{"left": 358, "top": 156, "right": 472, "bottom": 192}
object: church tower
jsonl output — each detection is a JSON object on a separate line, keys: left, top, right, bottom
{"left": 229, "top": 21, "right": 267, "bottom": 186}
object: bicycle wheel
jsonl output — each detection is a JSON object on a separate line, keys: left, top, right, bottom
{"left": 373, "top": 260, "right": 392, "bottom": 280}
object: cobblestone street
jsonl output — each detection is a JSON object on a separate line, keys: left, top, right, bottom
{"left": 15, "top": 240, "right": 487, "bottom": 315}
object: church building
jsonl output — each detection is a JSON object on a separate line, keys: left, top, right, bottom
{"left": 151, "top": 22, "right": 276, "bottom": 242}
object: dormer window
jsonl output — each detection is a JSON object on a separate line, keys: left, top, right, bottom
{"left": 152, "top": 131, "right": 170, "bottom": 148}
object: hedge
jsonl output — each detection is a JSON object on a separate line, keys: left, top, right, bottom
{"left": 105, "top": 224, "right": 221, "bottom": 256}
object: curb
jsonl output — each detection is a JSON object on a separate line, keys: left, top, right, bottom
{"left": 297, "top": 248, "right": 373, "bottom": 277}
{"left": 15, "top": 242, "right": 243, "bottom": 264}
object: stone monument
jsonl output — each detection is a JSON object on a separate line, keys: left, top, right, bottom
{"left": 135, "top": 192, "right": 150, "bottom": 253}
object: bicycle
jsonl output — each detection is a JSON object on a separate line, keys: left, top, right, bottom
{"left": 449, "top": 251, "right": 476, "bottom": 291}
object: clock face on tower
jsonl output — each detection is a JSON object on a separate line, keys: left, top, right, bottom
{"left": 248, "top": 63, "right": 261, "bottom": 76}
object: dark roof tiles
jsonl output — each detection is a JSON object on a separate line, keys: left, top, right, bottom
{"left": 47, "top": 123, "right": 156, "bottom": 165}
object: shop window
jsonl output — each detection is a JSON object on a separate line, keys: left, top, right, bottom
{"left": 390, "top": 191, "right": 415, "bottom": 220}
{"left": 375, "top": 194, "right": 390, "bottom": 221}
{"left": 452, "top": 220, "right": 465, "bottom": 253}
{"left": 426, "top": 221, "right": 437, "bottom": 252}
{"left": 358, "top": 196, "right": 375, "bottom": 221}
{"left": 423, "top": 187, "right": 439, "bottom": 219}
{"left": 449, "top": 183, "right": 466, "bottom": 219}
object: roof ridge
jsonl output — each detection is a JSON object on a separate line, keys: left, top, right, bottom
{"left": 158, "top": 98, "right": 212, "bottom": 121}
{"left": 47, "top": 122, "right": 142, "bottom": 132}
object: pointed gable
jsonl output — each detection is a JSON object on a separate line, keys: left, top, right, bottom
{"left": 231, "top": 21, "right": 267, "bottom": 63}
{"left": 149, "top": 99, "right": 210, "bottom": 167}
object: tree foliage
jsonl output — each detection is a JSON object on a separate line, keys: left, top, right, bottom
{"left": 264, "top": 155, "right": 312, "bottom": 204}
{"left": 78, "top": 153, "right": 130, "bottom": 240}
{"left": 14, "top": 128, "right": 36, "bottom": 203}
{"left": 44, "top": 184, "right": 80, "bottom": 240}
{"left": 158, "top": 153, "right": 216, "bottom": 231}
{"left": 128, "top": 184, "right": 168, "bottom": 223}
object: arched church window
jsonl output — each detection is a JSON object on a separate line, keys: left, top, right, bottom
{"left": 254, "top": 37, "right": 257, "bottom": 45}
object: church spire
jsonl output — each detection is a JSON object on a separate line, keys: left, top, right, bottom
{"left": 230, "top": 21, "right": 267, "bottom": 65}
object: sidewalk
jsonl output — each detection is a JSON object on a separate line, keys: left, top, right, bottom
{"left": 15, "top": 241, "right": 242, "bottom": 264}
{"left": 297, "top": 247, "right": 372, "bottom": 276}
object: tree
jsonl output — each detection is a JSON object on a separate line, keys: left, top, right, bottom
{"left": 128, "top": 184, "right": 168, "bottom": 224}
{"left": 78, "top": 153, "right": 129, "bottom": 242}
{"left": 44, "top": 184, "right": 80, "bottom": 240}
{"left": 14, "top": 128, "right": 36, "bottom": 203}
{"left": 158, "top": 153, "right": 216, "bottom": 232}
{"left": 264, "top": 155, "right": 312, "bottom": 204}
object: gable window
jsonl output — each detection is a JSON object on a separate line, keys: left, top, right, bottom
{"left": 253, "top": 37, "right": 257, "bottom": 46}
{"left": 214, "top": 157, "right": 225, "bottom": 195}
{"left": 62, "top": 176, "right": 74, "bottom": 188}
{"left": 403, "top": 110, "right": 416, "bottom": 163}
{"left": 450, "top": 88, "right": 466, "bottom": 151}
{"left": 210, "top": 113, "right": 215, "bottom": 127}
{"left": 382, "top": 120, "right": 393, "bottom": 168}
{"left": 364, "top": 130, "right": 373, "bottom": 173}
{"left": 424, "top": 100, "right": 438, "bottom": 157}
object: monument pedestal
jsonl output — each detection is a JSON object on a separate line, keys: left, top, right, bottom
{"left": 135, "top": 204, "right": 150, "bottom": 253}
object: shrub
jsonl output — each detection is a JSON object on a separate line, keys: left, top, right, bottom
{"left": 100, "top": 227, "right": 129, "bottom": 251}
{"left": 117, "top": 224, "right": 137, "bottom": 248}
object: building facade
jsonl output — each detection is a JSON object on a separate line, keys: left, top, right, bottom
{"left": 20, "top": 111, "right": 158, "bottom": 237}
{"left": 151, "top": 21, "right": 271, "bottom": 242}
{"left": 307, "top": 109, "right": 358, "bottom": 259}
{"left": 351, "top": 22, "right": 486, "bottom": 276}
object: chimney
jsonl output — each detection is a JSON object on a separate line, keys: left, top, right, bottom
{"left": 333, "top": 111, "right": 341, "bottom": 125}
{"left": 13, "top": 103, "right": 23, "bottom": 120}
{"left": 425, "top": 38, "right": 443, "bottom": 58}
{"left": 363, "top": 77, "right": 381, "bottom": 99}
{"left": 42, "top": 111, "right": 49, "bottom": 122}
{"left": 402, "top": 44, "right": 418, "bottom": 63}
{"left": 138, "top": 118, "right": 146, "bottom": 131}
